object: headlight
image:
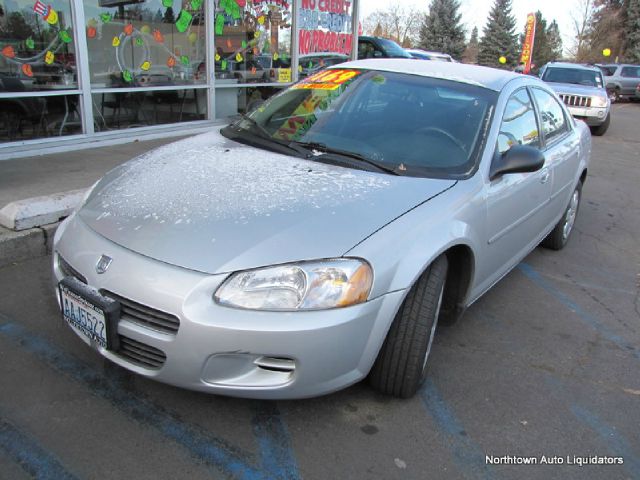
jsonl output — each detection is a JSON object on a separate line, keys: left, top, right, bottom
{"left": 214, "top": 258, "right": 373, "bottom": 311}
{"left": 591, "top": 96, "right": 608, "bottom": 108}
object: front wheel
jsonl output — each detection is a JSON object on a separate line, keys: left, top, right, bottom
{"left": 590, "top": 113, "right": 610, "bottom": 136}
{"left": 369, "top": 255, "right": 448, "bottom": 398}
{"left": 542, "top": 181, "right": 582, "bottom": 250}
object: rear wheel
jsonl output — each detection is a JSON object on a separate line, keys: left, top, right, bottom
{"left": 590, "top": 113, "right": 610, "bottom": 136}
{"left": 542, "top": 181, "right": 582, "bottom": 250}
{"left": 608, "top": 87, "right": 620, "bottom": 103}
{"left": 369, "top": 255, "right": 448, "bottom": 398}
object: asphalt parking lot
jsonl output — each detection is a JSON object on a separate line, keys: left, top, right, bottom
{"left": 1, "top": 103, "right": 639, "bottom": 480}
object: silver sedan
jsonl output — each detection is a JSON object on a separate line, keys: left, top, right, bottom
{"left": 52, "top": 60, "right": 591, "bottom": 399}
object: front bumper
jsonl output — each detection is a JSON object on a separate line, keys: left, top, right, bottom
{"left": 567, "top": 105, "right": 608, "bottom": 126}
{"left": 52, "top": 215, "right": 405, "bottom": 399}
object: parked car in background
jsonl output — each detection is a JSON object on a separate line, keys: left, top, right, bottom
{"left": 539, "top": 62, "right": 611, "bottom": 135}
{"left": 596, "top": 63, "right": 640, "bottom": 102}
{"left": 635, "top": 83, "right": 640, "bottom": 101}
{"left": 357, "top": 36, "right": 413, "bottom": 60}
{"left": 406, "top": 49, "right": 454, "bottom": 62}
{"left": 298, "top": 53, "right": 349, "bottom": 79}
{"left": 53, "top": 60, "right": 590, "bottom": 400}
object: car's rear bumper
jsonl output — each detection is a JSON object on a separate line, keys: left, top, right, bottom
{"left": 52, "top": 214, "right": 404, "bottom": 399}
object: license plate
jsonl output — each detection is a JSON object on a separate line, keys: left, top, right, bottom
{"left": 58, "top": 277, "right": 120, "bottom": 350}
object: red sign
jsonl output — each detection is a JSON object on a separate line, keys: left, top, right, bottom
{"left": 519, "top": 13, "right": 536, "bottom": 74}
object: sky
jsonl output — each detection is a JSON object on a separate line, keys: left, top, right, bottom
{"left": 360, "top": 0, "right": 576, "bottom": 53}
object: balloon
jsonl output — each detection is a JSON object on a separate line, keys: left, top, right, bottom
{"left": 602, "top": 48, "right": 611, "bottom": 57}
{"left": 499, "top": 56, "right": 507, "bottom": 64}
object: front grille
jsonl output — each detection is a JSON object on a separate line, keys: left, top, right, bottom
{"left": 116, "top": 335, "right": 166, "bottom": 369}
{"left": 58, "top": 255, "right": 88, "bottom": 284}
{"left": 101, "top": 290, "right": 180, "bottom": 335}
{"left": 559, "top": 94, "right": 592, "bottom": 108}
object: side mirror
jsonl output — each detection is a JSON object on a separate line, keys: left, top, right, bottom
{"left": 490, "top": 145, "right": 545, "bottom": 180}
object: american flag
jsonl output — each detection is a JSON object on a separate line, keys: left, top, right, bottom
{"left": 33, "top": 1, "right": 48, "bottom": 16}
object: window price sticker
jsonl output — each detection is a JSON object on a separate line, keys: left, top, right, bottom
{"left": 293, "top": 69, "right": 361, "bottom": 90}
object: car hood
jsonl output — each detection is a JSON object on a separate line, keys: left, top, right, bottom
{"left": 547, "top": 82, "right": 605, "bottom": 96}
{"left": 79, "top": 131, "right": 455, "bottom": 274}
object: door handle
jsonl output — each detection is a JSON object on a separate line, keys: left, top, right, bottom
{"left": 540, "top": 167, "right": 550, "bottom": 184}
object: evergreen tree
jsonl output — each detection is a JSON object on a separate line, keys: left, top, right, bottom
{"left": 462, "top": 26, "right": 479, "bottom": 63}
{"left": 624, "top": 0, "right": 640, "bottom": 62}
{"left": 478, "top": 0, "right": 519, "bottom": 68}
{"left": 419, "top": 0, "right": 466, "bottom": 60}
{"left": 546, "top": 20, "right": 563, "bottom": 61}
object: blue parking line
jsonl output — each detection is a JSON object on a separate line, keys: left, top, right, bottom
{"left": 251, "top": 402, "right": 300, "bottom": 480}
{"left": 570, "top": 405, "right": 640, "bottom": 477}
{"left": 0, "top": 319, "right": 266, "bottom": 479}
{"left": 517, "top": 263, "right": 640, "bottom": 361}
{"left": 421, "top": 379, "right": 494, "bottom": 480}
{"left": 0, "top": 418, "right": 79, "bottom": 480}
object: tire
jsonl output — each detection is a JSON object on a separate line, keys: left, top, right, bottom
{"left": 590, "top": 113, "right": 610, "bottom": 136}
{"left": 608, "top": 88, "right": 620, "bottom": 103}
{"left": 542, "top": 181, "right": 582, "bottom": 250}
{"left": 369, "top": 255, "right": 448, "bottom": 398}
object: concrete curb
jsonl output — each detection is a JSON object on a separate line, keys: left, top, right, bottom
{"left": 0, "top": 190, "right": 84, "bottom": 231}
{"left": 0, "top": 223, "right": 58, "bottom": 268}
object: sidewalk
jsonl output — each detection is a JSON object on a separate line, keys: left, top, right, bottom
{"left": 0, "top": 134, "right": 194, "bottom": 266}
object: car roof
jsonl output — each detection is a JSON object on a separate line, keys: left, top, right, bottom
{"left": 545, "top": 62, "right": 601, "bottom": 72}
{"left": 329, "top": 58, "right": 525, "bottom": 91}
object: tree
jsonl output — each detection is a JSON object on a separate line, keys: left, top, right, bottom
{"left": 547, "top": 20, "right": 563, "bottom": 61}
{"left": 478, "top": 0, "right": 519, "bottom": 68}
{"left": 588, "top": 0, "right": 626, "bottom": 61}
{"left": 418, "top": 0, "right": 466, "bottom": 59}
{"left": 462, "top": 26, "right": 479, "bottom": 63}
{"left": 569, "top": 0, "right": 595, "bottom": 61}
{"left": 362, "top": 6, "right": 421, "bottom": 46}
{"left": 623, "top": 0, "right": 640, "bottom": 62}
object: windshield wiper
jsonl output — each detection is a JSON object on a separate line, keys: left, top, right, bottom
{"left": 291, "top": 141, "right": 401, "bottom": 176}
{"left": 237, "top": 114, "right": 273, "bottom": 140}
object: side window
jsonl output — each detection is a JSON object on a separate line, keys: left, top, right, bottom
{"left": 358, "top": 42, "right": 375, "bottom": 60}
{"left": 497, "top": 89, "right": 540, "bottom": 155}
{"left": 531, "top": 89, "right": 569, "bottom": 144}
{"left": 621, "top": 66, "right": 640, "bottom": 78}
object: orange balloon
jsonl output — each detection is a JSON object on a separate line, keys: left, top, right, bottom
{"left": 124, "top": 24, "right": 133, "bottom": 35}
{"left": 167, "top": 56, "right": 176, "bottom": 67}
{"left": 87, "top": 26, "right": 97, "bottom": 38}
{"left": 1, "top": 45, "right": 16, "bottom": 58}
{"left": 22, "top": 64, "right": 33, "bottom": 77}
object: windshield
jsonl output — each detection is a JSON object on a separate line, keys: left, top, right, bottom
{"left": 543, "top": 67, "right": 604, "bottom": 88}
{"left": 223, "top": 69, "right": 496, "bottom": 178}
{"left": 376, "top": 38, "right": 413, "bottom": 58}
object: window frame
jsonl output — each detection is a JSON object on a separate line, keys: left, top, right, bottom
{"left": 495, "top": 86, "right": 542, "bottom": 156}
{"left": 528, "top": 86, "right": 572, "bottom": 150}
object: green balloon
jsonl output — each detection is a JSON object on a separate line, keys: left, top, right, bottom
{"left": 122, "top": 70, "right": 132, "bottom": 82}
{"left": 26, "top": 37, "right": 35, "bottom": 49}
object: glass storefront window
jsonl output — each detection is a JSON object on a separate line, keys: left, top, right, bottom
{"left": 0, "top": 93, "right": 81, "bottom": 141}
{"left": 214, "top": 85, "right": 282, "bottom": 118}
{"left": 297, "top": 0, "right": 353, "bottom": 56}
{"left": 82, "top": 0, "right": 206, "bottom": 88}
{"left": 0, "top": 0, "right": 77, "bottom": 91}
{"left": 92, "top": 88, "right": 205, "bottom": 129}
{"left": 214, "top": 0, "right": 292, "bottom": 84}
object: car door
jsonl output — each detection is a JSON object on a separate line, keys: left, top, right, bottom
{"left": 482, "top": 88, "right": 553, "bottom": 287}
{"left": 620, "top": 66, "right": 640, "bottom": 95}
{"left": 529, "top": 87, "right": 581, "bottom": 219}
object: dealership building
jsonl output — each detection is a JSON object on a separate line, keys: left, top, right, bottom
{"left": 0, "top": 0, "right": 358, "bottom": 158}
